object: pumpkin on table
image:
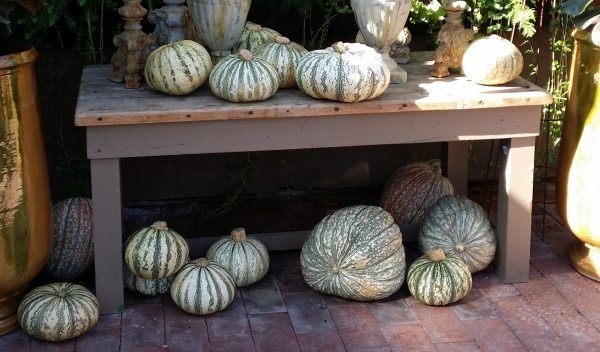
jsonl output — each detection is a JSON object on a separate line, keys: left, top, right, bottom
{"left": 170, "top": 257, "right": 236, "bottom": 315}
{"left": 418, "top": 195, "right": 497, "bottom": 273}
{"left": 209, "top": 49, "right": 280, "bottom": 102}
{"left": 17, "top": 283, "right": 99, "bottom": 341}
{"left": 295, "top": 42, "right": 390, "bottom": 103}
{"left": 206, "top": 228, "right": 269, "bottom": 287}
{"left": 461, "top": 34, "right": 524, "bottom": 85}
{"left": 407, "top": 248, "right": 472, "bottom": 306}
{"left": 255, "top": 36, "right": 309, "bottom": 88}
{"left": 45, "top": 197, "right": 94, "bottom": 280}
{"left": 144, "top": 40, "right": 213, "bottom": 95}
{"left": 232, "top": 21, "right": 282, "bottom": 53}
{"left": 381, "top": 160, "right": 454, "bottom": 226}
{"left": 301, "top": 205, "right": 406, "bottom": 301}
{"left": 124, "top": 221, "right": 189, "bottom": 279}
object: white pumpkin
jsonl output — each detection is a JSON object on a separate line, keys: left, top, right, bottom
{"left": 232, "top": 21, "right": 282, "bottom": 53}
{"left": 255, "top": 36, "right": 309, "bottom": 88}
{"left": 462, "top": 35, "right": 524, "bottom": 85}
{"left": 295, "top": 42, "right": 390, "bottom": 102}
{"left": 144, "top": 40, "right": 213, "bottom": 95}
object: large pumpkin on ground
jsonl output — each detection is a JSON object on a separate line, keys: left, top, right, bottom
{"left": 407, "top": 248, "right": 472, "bottom": 306}
{"left": 45, "top": 197, "right": 94, "bottom": 280}
{"left": 124, "top": 221, "right": 189, "bottom": 279}
{"left": 381, "top": 161, "right": 454, "bottom": 226}
{"left": 300, "top": 205, "right": 406, "bottom": 301}
{"left": 170, "top": 257, "right": 236, "bottom": 315}
{"left": 144, "top": 40, "right": 213, "bottom": 95}
{"left": 418, "top": 195, "right": 496, "bottom": 273}
{"left": 295, "top": 42, "right": 390, "bottom": 102}
{"left": 206, "top": 228, "right": 269, "bottom": 287}
{"left": 17, "top": 282, "right": 99, "bottom": 341}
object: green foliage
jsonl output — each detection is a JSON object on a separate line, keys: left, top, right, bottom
{"left": 409, "top": 0, "right": 445, "bottom": 37}
{"left": 464, "top": 0, "right": 537, "bottom": 38}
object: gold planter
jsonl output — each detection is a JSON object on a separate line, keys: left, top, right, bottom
{"left": 556, "top": 29, "right": 600, "bottom": 281}
{"left": 0, "top": 42, "right": 52, "bottom": 335}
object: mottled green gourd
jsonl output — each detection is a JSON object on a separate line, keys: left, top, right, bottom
{"left": 206, "top": 228, "right": 270, "bottom": 287}
{"left": 407, "top": 249, "right": 472, "bottom": 306}
{"left": 45, "top": 197, "right": 94, "bottom": 280}
{"left": 209, "top": 49, "right": 280, "bottom": 102}
{"left": 17, "top": 283, "right": 99, "bottom": 341}
{"left": 170, "top": 257, "right": 236, "bottom": 315}
{"left": 418, "top": 195, "right": 497, "bottom": 273}
{"left": 301, "top": 205, "right": 406, "bottom": 301}
{"left": 232, "top": 21, "right": 282, "bottom": 53}
{"left": 124, "top": 221, "right": 189, "bottom": 279}
{"left": 295, "top": 42, "right": 390, "bottom": 102}
{"left": 144, "top": 40, "right": 213, "bottom": 95}
{"left": 255, "top": 36, "right": 309, "bottom": 88}
{"left": 381, "top": 160, "right": 454, "bottom": 225}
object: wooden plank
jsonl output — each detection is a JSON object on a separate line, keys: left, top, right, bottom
{"left": 85, "top": 106, "right": 541, "bottom": 159}
{"left": 74, "top": 52, "right": 553, "bottom": 127}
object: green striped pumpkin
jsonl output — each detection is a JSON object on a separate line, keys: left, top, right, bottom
{"left": 295, "top": 42, "right": 390, "bottom": 103}
{"left": 124, "top": 266, "right": 172, "bottom": 296}
{"left": 209, "top": 49, "right": 279, "bottom": 102}
{"left": 206, "top": 228, "right": 269, "bottom": 287}
{"left": 124, "top": 221, "right": 189, "bottom": 279}
{"left": 418, "top": 195, "right": 497, "bottom": 273}
{"left": 45, "top": 197, "right": 94, "bottom": 280}
{"left": 301, "top": 205, "right": 406, "bottom": 301}
{"left": 232, "top": 21, "right": 281, "bottom": 53}
{"left": 381, "top": 161, "right": 454, "bottom": 225}
{"left": 255, "top": 36, "right": 308, "bottom": 88}
{"left": 17, "top": 282, "right": 99, "bottom": 341}
{"left": 170, "top": 257, "right": 236, "bottom": 315}
{"left": 144, "top": 40, "right": 213, "bottom": 95}
{"left": 407, "top": 249, "right": 472, "bottom": 306}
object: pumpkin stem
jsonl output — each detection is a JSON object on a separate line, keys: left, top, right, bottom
{"left": 239, "top": 49, "right": 253, "bottom": 61}
{"left": 332, "top": 41, "right": 347, "bottom": 54}
{"left": 455, "top": 243, "right": 467, "bottom": 252}
{"left": 275, "top": 36, "right": 290, "bottom": 44}
{"left": 427, "top": 159, "right": 442, "bottom": 174}
{"left": 230, "top": 228, "right": 247, "bottom": 242}
{"left": 427, "top": 248, "right": 446, "bottom": 262}
{"left": 151, "top": 221, "right": 168, "bottom": 230}
{"left": 196, "top": 257, "right": 209, "bottom": 268}
{"left": 245, "top": 21, "right": 262, "bottom": 31}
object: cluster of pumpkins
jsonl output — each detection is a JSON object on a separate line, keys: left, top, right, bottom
{"left": 300, "top": 160, "right": 497, "bottom": 306}
{"left": 144, "top": 21, "right": 390, "bottom": 103}
{"left": 123, "top": 222, "right": 269, "bottom": 316}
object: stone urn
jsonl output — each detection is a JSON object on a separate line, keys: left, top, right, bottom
{"left": 350, "top": 0, "right": 412, "bottom": 83}
{"left": 186, "top": 0, "right": 251, "bottom": 61}
{"left": 0, "top": 41, "right": 52, "bottom": 335}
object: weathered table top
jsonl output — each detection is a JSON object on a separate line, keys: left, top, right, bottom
{"left": 74, "top": 51, "right": 553, "bottom": 127}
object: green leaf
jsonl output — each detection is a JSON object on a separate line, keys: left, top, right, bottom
{"left": 573, "top": 8, "right": 600, "bottom": 29}
{"left": 560, "top": 0, "right": 593, "bottom": 16}
{"left": 77, "top": 0, "right": 88, "bottom": 7}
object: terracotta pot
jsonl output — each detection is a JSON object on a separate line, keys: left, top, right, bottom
{"left": 0, "top": 41, "right": 52, "bottom": 335}
{"left": 555, "top": 29, "right": 600, "bottom": 281}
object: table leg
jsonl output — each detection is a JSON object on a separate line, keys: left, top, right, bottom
{"left": 446, "top": 141, "right": 469, "bottom": 196}
{"left": 496, "top": 137, "right": 535, "bottom": 283}
{"left": 90, "top": 158, "right": 124, "bottom": 314}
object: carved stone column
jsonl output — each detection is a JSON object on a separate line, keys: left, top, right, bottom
{"left": 148, "top": 0, "right": 198, "bottom": 51}
{"left": 431, "top": 0, "right": 474, "bottom": 78}
{"left": 110, "top": 0, "right": 153, "bottom": 89}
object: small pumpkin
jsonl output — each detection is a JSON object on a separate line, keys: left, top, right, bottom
{"left": 295, "top": 41, "right": 390, "bottom": 103}
{"left": 170, "top": 257, "right": 236, "bottom": 315}
{"left": 418, "top": 195, "right": 497, "bottom": 273}
{"left": 380, "top": 160, "right": 454, "bottom": 225}
{"left": 232, "top": 21, "right": 282, "bottom": 53}
{"left": 209, "top": 49, "right": 280, "bottom": 102}
{"left": 124, "top": 221, "right": 189, "bottom": 279}
{"left": 462, "top": 34, "right": 524, "bottom": 85}
{"left": 45, "top": 197, "right": 94, "bottom": 280}
{"left": 124, "top": 266, "right": 172, "bottom": 296}
{"left": 255, "top": 36, "right": 309, "bottom": 88}
{"left": 301, "top": 205, "right": 406, "bottom": 301}
{"left": 206, "top": 228, "right": 269, "bottom": 287}
{"left": 144, "top": 40, "right": 213, "bottom": 95}
{"left": 17, "top": 282, "right": 99, "bottom": 341}
{"left": 407, "top": 248, "right": 472, "bottom": 306}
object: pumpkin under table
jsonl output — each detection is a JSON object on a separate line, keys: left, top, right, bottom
{"left": 74, "top": 51, "right": 552, "bottom": 314}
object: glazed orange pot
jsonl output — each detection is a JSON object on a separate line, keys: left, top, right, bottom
{"left": 0, "top": 41, "right": 52, "bottom": 335}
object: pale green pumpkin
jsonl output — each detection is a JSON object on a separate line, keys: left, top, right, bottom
{"left": 232, "top": 21, "right": 281, "bottom": 53}
{"left": 255, "top": 36, "right": 309, "bottom": 88}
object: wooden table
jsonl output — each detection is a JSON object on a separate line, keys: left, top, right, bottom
{"left": 75, "top": 52, "right": 553, "bottom": 314}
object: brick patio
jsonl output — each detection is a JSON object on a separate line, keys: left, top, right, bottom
{"left": 2, "top": 183, "right": 599, "bottom": 352}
